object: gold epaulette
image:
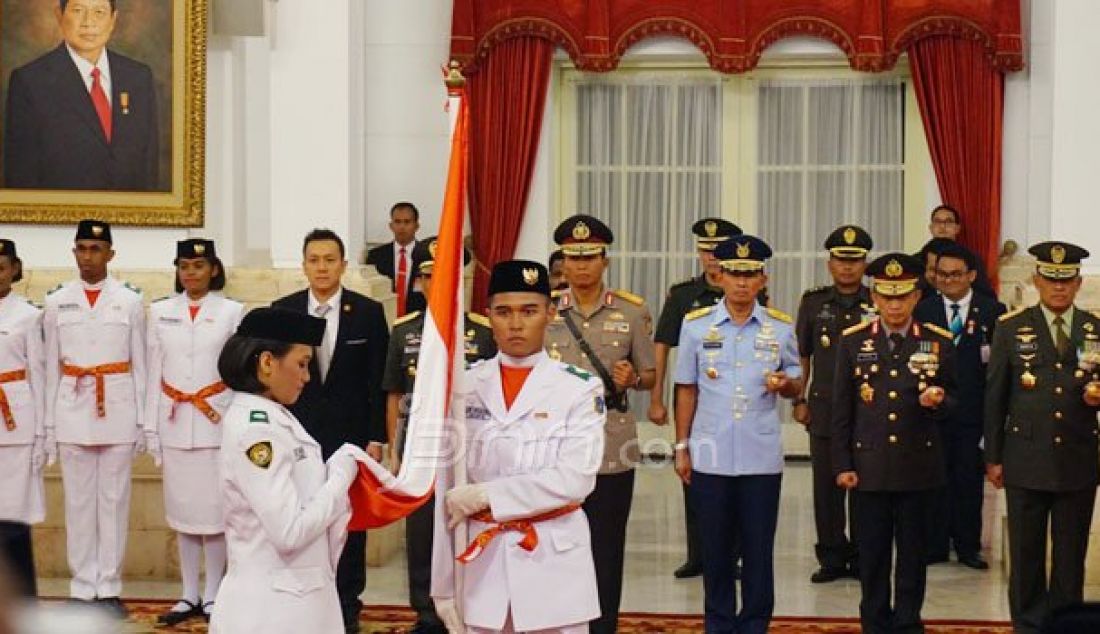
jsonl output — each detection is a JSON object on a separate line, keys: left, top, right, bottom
{"left": 467, "top": 312, "right": 489, "bottom": 328}
{"left": 613, "top": 289, "right": 644, "bottom": 306}
{"left": 685, "top": 305, "right": 715, "bottom": 322}
{"left": 551, "top": 289, "right": 564, "bottom": 299}
{"left": 999, "top": 306, "right": 1027, "bottom": 322}
{"left": 923, "top": 322, "right": 953, "bottom": 339}
{"left": 766, "top": 307, "right": 792, "bottom": 323}
{"left": 393, "top": 310, "right": 421, "bottom": 326}
{"left": 842, "top": 320, "right": 873, "bottom": 337}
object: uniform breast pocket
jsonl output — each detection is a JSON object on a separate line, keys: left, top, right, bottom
{"left": 600, "top": 332, "right": 631, "bottom": 359}
{"left": 270, "top": 566, "right": 328, "bottom": 597}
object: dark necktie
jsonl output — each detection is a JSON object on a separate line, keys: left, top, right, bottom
{"left": 889, "top": 332, "right": 905, "bottom": 355}
{"left": 1053, "top": 315, "right": 1069, "bottom": 356}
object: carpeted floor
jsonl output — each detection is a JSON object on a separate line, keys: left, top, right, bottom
{"left": 114, "top": 600, "right": 1013, "bottom": 633}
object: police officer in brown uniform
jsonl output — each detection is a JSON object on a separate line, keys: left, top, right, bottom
{"left": 793, "top": 225, "right": 874, "bottom": 583}
{"left": 545, "top": 214, "right": 656, "bottom": 634}
{"left": 832, "top": 253, "right": 957, "bottom": 634}
{"left": 984, "top": 241, "right": 1100, "bottom": 634}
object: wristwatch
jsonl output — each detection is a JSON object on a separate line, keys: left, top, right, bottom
{"left": 673, "top": 441, "right": 689, "bottom": 452}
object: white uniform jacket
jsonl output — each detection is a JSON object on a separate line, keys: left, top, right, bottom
{"left": 145, "top": 293, "right": 244, "bottom": 449}
{"left": 0, "top": 293, "right": 45, "bottom": 446}
{"left": 211, "top": 392, "right": 352, "bottom": 634}
{"left": 431, "top": 351, "right": 606, "bottom": 632}
{"left": 44, "top": 278, "right": 145, "bottom": 445}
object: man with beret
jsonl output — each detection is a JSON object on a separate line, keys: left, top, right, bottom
{"left": 985, "top": 241, "right": 1100, "bottom": 634}
{"left": 42, "top": 219, "right": 146, "bottom": 616}
{"left": 674, "top": 234, "right": 802, "bottom": 634}
{"left": 915, "top": 242, "right": 1005, "bottom": 570}
{"left": 832, "top": 253, "right": 957, "bottom": 634}
{"left": 430, "top": 260, "right": 605, "bottom": 634}
{"left": 650, "top": 217, "right": 741, "bottom": 579}
{"left": 793, "top": 225, "right": 875, "bottom": 583}
{"left": 382, "top": 236, "right": 496, "bottom": 634}
{"left": 544, "top": 214, "right": 656, "bottom": 633}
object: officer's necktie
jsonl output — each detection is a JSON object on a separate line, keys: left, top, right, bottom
{"left": 1053, "top": 314, "right": 1069, "bottom": 356}
{"left": 90, "top": 68, "right": 112, "bottom": 142}
{"left": 949, "top": 303, "right": 964, "bottom": 338}
{"left": 889, "top": 332, "right": 905, "bottom": 355}
{"left": 396, "top": 246, "right": 408, "bottom": 317}
{"left": 315, "top": 303, "right": 333, "bottom": 380}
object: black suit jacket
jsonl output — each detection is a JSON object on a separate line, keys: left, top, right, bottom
{"left": 272, "top": 288, "right": 390, "bottom": 457}
{"left": 915, "top": 292, "right": 1006, "bottom": 427}
{"left": 4, "top": 45, "right": 160, "bottom": 191}
{"left": 365, "top": 242, "right": 425, "bottom": 314}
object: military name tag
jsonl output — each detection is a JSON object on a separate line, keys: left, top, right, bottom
{"left": 1015, "top": 341, "right": 1038, "bottom": 354}
{"left": 404, "top": 346, "right": 421, "bottom": 354}
{"left": 466, "top": 405, "right": 491, "bottom": 420}
{"left": 59, "top": 303, "right": 80, "bottom": 312}
{"left": 159, "top": 316, "right": 182, "bottom": 324}
{"left": 703, "top": 340, "right": 722, "bottom": 349}
{"left": 857, "top": 352, "right": 878, "bottom": 363}
{"left": 603, "top": 321, "right": 630, "bottom": 333}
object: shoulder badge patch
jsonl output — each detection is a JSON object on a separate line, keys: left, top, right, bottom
{"left": 123, "top": 282, "right": 142, "bottom": 294}
{"left": 393, "top": 310, "right": 421, "bottom": 326}
{"left": 999, "top": 306, "right": 1027, "bottom": 322}
{"left": 46, "top": 283, "right": 64, "bottom": 296}
{"left": 152, "top": 295, "right": 171, "bottom": 303}
{"left": 766, "top": 307, "right": 793, "bottom": 323}
{"left": 685, "top": 305, "right": 716, "bottom": 322}
{"left": 246, "top": 441, "right": 273, "bottom": 469}
{"left": 467, "top": 312, "right": 490, "bottom": 328}
{"left": 563, "top": 364, "right": 592, "bottom": 381}
{"left": 249, "top": 410, "right": 269, "bottom": 424}
{"left": 842, "top": 320, "right": 874, "bottom": 337}
{"left": 923, "top": 322, "right": 953, "bottom": 339}
{"left": 612, "top": 289, "right": 644, "bottom": 306}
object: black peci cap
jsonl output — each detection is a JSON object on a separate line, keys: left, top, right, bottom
{"left": 488, "top": 260, "right": 551, "bottom": 297}
{"left": 75, "top": 219, "right": 112, "bottom": 244}
{"left": 237, "top": 307, "right": 325, "bottom": 346}
{"left": 176, "top": 239, "right": 217, "bottom": 260}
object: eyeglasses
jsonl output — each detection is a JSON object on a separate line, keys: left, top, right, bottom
{"left": 930, "top": 219, "right": 958, "bottom": 226}
{"left": 934, "top": 269, "right": 970, "bottom": 281}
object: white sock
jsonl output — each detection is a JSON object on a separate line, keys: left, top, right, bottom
{"left": 177, "top": 533, "right": 203, "bottom": 606}
{"left": 202, "top": 534, "right": 227, "bottom": 606}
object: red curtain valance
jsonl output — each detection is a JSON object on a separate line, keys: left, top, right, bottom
{"left": 451, "top": 0, "right": 1024, "bottom": 74}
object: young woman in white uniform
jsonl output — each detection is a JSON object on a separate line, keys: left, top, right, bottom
{"left": 146, "top": 240, "right": 244, "bottom": 624}
{"left": 208, "top": 307, "right": 366, "bottom": 634}
{"left": 0, "top": 239, "right": 46, "bottom": 598}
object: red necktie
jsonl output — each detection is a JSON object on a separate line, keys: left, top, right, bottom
{"left": 90, "top": 68, "right": 112, "bottom": 142}
{"left": 396, "top": 246, "right": 408, "bottom": 316}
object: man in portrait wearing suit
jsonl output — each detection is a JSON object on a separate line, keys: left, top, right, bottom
{"left": 914, "top": 242, "right": 1005, "bottom": 570}
{"left": 365, "top": 202, "right": 424, "bottom": 317}
{"left": 4, "top": 0, "right": 160, "bottom": 191}
{"left": 272, "top": 229, "right": 390, "bottom": 634}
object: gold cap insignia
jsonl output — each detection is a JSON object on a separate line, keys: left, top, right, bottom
{"left": 704, "top": 221, "right": 717, "bottom": 237}
{"left": 572, "top": 221, "right": 591, "bottom": 241}
{"left": 194, "top": 243, "right": 206, "bottom": 255}
{"left": 428, "top": 240, "right": 438, "bottom": 259}
{"left": 91, "top": 225, "right": 104, "bottom": 237}
{"left": 522, "top": 267, "right": 539, "bottom": 286}
{"left": 885, "top": 259, "right": 903, "bottom": 278}
{"left": 843, "top": 227, "right": 856, "bottom": 245}
{"left": 1052, "top": 244, "right": 1066, "bottom": 264}
{"left": 736, "top": 242, "right": 750, "bottom": 259}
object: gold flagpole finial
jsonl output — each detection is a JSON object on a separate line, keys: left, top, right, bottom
{"left": 444, "top": 60, "right": 466, "bottom": 95}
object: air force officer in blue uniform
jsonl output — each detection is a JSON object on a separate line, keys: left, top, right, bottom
{"left": 673, "top": 235, "right": 802, "bottom": 634}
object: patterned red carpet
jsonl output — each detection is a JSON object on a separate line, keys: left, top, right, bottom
{"left": 117, "top": 600, "right": 1012, "bottom": 633}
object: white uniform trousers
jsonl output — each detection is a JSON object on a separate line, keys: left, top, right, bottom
{"left": 467, "top": 614, "right": 588, "bottom": 634}
{"left": 59, "top": 443, "right": 133, "bottom": 599}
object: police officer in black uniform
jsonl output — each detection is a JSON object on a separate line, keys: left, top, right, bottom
{"left": 984, "top": 241, "right": 1100, "bottom": 634}
{"left": 381, "top": 236, "right": 495, "bottom": 634}
{"left": 649, "top": 217, "right": 740, "bottom": 579}
{"left": 832, "top": 253, "right": 957, "bottom": 634}
{"left": 793, "top": 225, "right": 874, "bottom": 583}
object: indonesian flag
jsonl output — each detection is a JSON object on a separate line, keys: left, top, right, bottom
{"left": 347, "top": 89, "right": 470, "bottom": 530}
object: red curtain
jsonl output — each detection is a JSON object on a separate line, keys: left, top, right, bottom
{"left": 467, "top": 37, "right": 554, "bottom": 312}
{"left": 909, "top": 36, "right": 1005, "bottom": 289}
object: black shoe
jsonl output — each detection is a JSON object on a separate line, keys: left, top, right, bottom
{"left": 925, "top": 554, "right": 949, "bottom": 565}
{"left": 958, "top": 553, "right": 990, "bottom": 570}
{"left": 157, "top": 599, "right": 201, "bottom": 626}
{"left": 96, "top": 597, "right": 129, "bottom": 619}
{"left": 846, "top": 563, "right": 860, "bottom": 579}
{"left": 673, "top": 561, "right": 702, "bottom": 578}
{"left": 810, "top": 566, "right": 849, "bottom": 583}
{"left": 410, "top": 622, "right": 449, "bottom": 634}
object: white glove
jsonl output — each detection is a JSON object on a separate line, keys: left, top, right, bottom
{"left": 31, "top": 435, "right": 46, "bottom": 472}
{"left": 444, "top": 483, "right": 489, "bottom": 529}
{"left": 433, "top": 597, "right": 465, "bottom": 634}
{"left": 44, "top": 429, "right": 58, "bottom": 467}
{"left": 326, "top": 444, "right": 365, "bottom": 489}
{"left": 144, "top": 431, "right": 162, "bottom": 467}
{"left": 133, "top": 430, "right": 147, "bottom": 457}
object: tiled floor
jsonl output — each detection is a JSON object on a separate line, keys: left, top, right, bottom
{"left": 41, "top": 462, "right": 1017, "bottom": 621}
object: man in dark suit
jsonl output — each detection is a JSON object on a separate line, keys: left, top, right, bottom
{"left": 273, "top": 229, "right": 390, "bottom": 634}
{"left": 915, "top": 242, "right": 1005, "bottom": 570}
{"left": 919, "top": 206, "right": 996, "bottom": 298}
{"left": 832, "top": 253, "right": 957, "bottom": 634}
{"left": 365, "top": 202, "right": 424, "bottom": 317}
{"left": 985, "top": 241, "right": 1100, "bottom": 634}
{"left": 4, "top": 0, "right": 160, "bottom": 191}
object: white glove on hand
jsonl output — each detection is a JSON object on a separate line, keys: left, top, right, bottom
{"left": 44, "top": 430, "right": 58, "bottom": 467}
{"left": 133, "top": 430, "right": 147, "bottom": 457}
{"left": 444, "top": 484, "right": 489, "bottom": 529}
{"left": 31, "top": 435, "right": 46, "bottom": 472}
{"left": 433, "top": 597, "right": 465, "bottom": 634}
{"left": 145, "top": 431, "right": 163, "bottom": 467}
{"left": 326, "top": 443, "right": 365, "bottom": 489}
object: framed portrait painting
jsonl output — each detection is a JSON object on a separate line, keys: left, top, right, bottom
{"left": 0, "top": 0, "right": 206, "bottom": 226}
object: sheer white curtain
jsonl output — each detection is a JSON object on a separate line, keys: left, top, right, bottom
{"left": 757, "top": 78, "right": 905, "bottom": 316}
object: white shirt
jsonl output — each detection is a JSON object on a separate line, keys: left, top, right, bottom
{"left": 66, "top": 44, "right": 112, "bottom": 105}
{"left": 308, "top": 288, "right": 342, "bottom": 380}
{"left": 942, "top": 290, "right": 973, "bottom": 328}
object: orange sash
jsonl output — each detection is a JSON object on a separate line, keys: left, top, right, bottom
{"left": 161, "top": 380, "right": 227, "bottom": 424}
{"left": 0, "top": 369, "right": 28, "bottom": 431}
{"left": 62, "top": 362, "right": 132, "bottom": 418}
{"left": 456, "top": 503, "right": 582, "bottom": 564}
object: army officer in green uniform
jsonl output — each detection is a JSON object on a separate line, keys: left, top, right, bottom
{"left": 381, "top": 236, "right": 495, "bottom": 634}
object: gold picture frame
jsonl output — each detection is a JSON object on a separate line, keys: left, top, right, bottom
{"left": 0, "top": 0, "right": 207, "bottom": 226}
